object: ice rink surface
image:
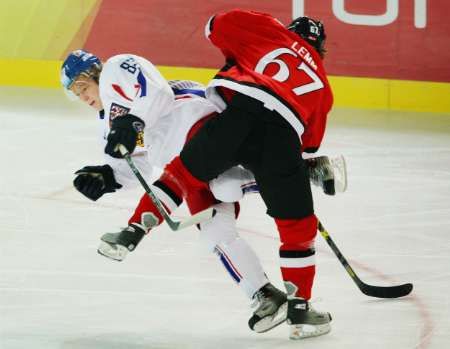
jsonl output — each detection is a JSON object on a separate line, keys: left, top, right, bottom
{"left": 1, "top": 87, "right": 449, "bottom": 349}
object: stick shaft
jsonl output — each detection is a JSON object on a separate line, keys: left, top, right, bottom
{"left": 118, "top": 145, "right": 214, "bottom": 231}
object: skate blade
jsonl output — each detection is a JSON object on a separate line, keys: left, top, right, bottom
{"left": 253, "top": 302, "right": 288, "bottom": 333}
{"left": 331, "top": 155, "right": 347, "bottom": 193}
{"left": 97, "top": 242, "right": 128, "bottom": 261}
{"left": 289, "top": 323, "right": 331, "bottom": 340}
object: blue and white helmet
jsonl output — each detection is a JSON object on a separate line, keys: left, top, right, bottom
{"left": 60, "top": 49, "right": 102, "bottom": 90}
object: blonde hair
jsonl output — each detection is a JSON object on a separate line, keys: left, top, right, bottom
{"left": 77, "top": 64, "right": 102, "bottom": 84}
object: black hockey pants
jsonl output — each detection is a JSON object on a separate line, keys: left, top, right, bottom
{"left": 180, "top": 93, "right": 314, "bottom": 219}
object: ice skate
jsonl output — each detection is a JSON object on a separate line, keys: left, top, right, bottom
{"left": 307, "top": 155, "right": 347, "bottom": 195}
{"left": 97, "top": 223, "right": 146, "bottom": 261}
{"left": 287, "top": 297, "right": 332, "bottom": 340}
{"left": 248, "top": 283, "right": 288, "bottom": 333}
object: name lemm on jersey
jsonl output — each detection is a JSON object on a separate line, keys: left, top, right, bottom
{"left": 290, "top": 41, "right": 318, "bottom": 71}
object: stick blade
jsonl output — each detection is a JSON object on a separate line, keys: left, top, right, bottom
{"left": 168, "top": 208, "right": 216, "bottom": 231}
{"left": 359, "top": 282, "right": 413, "bottom": 299}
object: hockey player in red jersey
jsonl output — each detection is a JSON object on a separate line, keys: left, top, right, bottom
{"left": 104, "top": 10, "right": 334, "bottom": 339}
{"left": 202, "top": 12, "right": 334, "bottom": 339}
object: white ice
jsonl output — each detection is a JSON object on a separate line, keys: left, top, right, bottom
{"left": 1, "top": 87, "right": 449, "bottom": 349}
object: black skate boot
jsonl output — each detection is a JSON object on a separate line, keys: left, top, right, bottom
{"left": 248, "top": 283, "right": 288, "bottom": 333}
{"left": 306, "top": 156, "right": 336, "bottom": 195}
{"left": 97, "top": 223, "right": 146, "bottom": 261}
{"left": 287, "top": 298, "right": 332, "bottom": 339}
{"left": 306, "top": 155, "right": 348, "bottom": 195}
{"left": 97, "top": 212, "right": 158, "bottom": 261}
{"left": 284, "top": 281, "right": 332, "bottom": 339}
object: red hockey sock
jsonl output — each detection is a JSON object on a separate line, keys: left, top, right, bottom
{"left": 128, "top": 156, "right": 216, "bottom": 227}
{"left": 163, "top": 156, "right": 209, "bottom": 193}
{"left": 162, "top": 156, "right": 212, "bottom": 214}
{"left": 276, "top": 215, "right": 318, "bottom": 299}
{"left": 128, "top": 170, "right": 185, "bottom": 226}
{"left": 128, "top": 192, "right": 165, "bottom": 226}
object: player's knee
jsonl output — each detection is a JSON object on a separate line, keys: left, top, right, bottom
{"left": 163, "top": 156, "right": 208, "bottom": 198}
{"left": 198, "top": 202, "right": 239, "bottom": 252}
{"left": 210, "top": 175, "right": 244, "bottom": 202}
{"left": 209, "top": 167, "right": 255, "bottom": 202}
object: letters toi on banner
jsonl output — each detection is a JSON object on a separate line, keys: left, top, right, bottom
{"left": 293, "top": 0, "right": 427, "bottom": 28}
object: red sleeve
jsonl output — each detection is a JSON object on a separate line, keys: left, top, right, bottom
{"left": 300, "top": 91, "right": 333, "bottom": 153}
{"left": 300, "top": 110, "right": 326, "bottom": 153}
{"left": 206, "top": 9, "right": 285, "bottom": 60}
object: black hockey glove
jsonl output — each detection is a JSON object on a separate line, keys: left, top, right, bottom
{"left": 73, "top": 164, "right": 122, "bottom": 201}
{"left": 104, "top": 114, "right": 145, "bottom": 158}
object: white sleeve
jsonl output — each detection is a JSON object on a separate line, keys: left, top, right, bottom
{"left": 168, "top": 80, "right": 206, "bottom": 99}
{"left": 99, "top": 54, "right": 175, "bottom": 128}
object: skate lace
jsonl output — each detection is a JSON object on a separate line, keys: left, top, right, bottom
{"left": 251, "top": 289, "right": 266, "bottom": 309}
{"left": 307, "top": 158, "right": 333, "bottom": 187}
{"left": 315, "top": 158, "right": 333, "bottom": 182}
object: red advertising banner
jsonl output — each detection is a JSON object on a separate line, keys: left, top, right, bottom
{"left": 85, "top": 0, "right": 450, "bottom": 82}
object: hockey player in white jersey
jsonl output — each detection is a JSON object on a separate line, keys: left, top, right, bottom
{"left": 61, "top": 49, "right": 346, "bottom": 334}
{"left": 61, "top": 49, "right": 289, "bottom": 333}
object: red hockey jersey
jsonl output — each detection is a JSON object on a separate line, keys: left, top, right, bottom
{"left": 205, "top": 9, "right": 333, "bottom": 152}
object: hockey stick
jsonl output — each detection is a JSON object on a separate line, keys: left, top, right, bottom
{"left": 318, "top": 221, "right": 413, "bottom": 298}
{"left": 118, "top": 144, "right": 215, "bottom": 231}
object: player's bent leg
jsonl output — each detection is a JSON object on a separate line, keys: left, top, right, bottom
{"left": 211, "top": 155, "right": 348, "bottom": 203}
{"left": 199, "top": 203, "right": 268, "bottom": 297}
{"left": 198, "top": 202, "right": 287, "bottom": 333}
{"left": 162, "top": 156, "right": 210, "bottom": 199}
{"left": 98, "top": 181, "right": 182, "bottom": 262}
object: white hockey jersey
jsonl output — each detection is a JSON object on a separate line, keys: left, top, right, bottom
{"left": 97, "top": 54, "right": 217, "bottom": 189}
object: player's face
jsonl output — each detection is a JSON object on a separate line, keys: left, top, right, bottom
{"left": 70, "top": 77, "right": 102, "bottom": 111}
